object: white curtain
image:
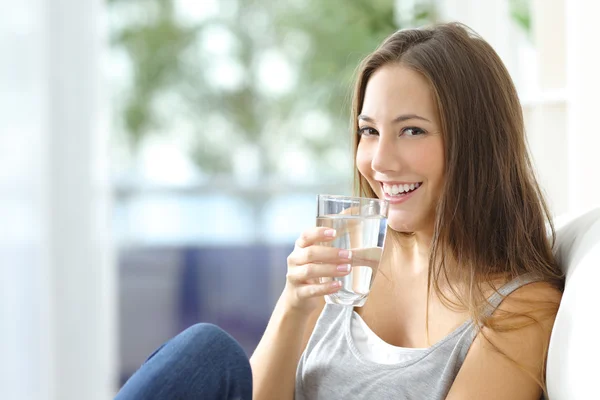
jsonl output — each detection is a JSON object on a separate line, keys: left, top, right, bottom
{"left": 0, "top": 1, "right": 116, "bottom": 399}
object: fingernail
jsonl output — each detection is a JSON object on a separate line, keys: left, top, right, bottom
{"left": 337, "top": 264, "right": 351, "bottom": 272}
{"left": 331, "top": 281, "right": 342, "bottom": 288}
{"left": 338, "top": 250, "right": 352, "bottom": 259}
{"left": 324, "top": 229, "right": 336, "bottom": 237}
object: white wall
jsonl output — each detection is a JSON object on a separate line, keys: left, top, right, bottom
{"left": 525, "top": 0, "right": 568, "bottom": 216}
{"left": 524, "top": 0, "right": 600, "bottom": 216}
{"left": 564, "top": 0, "right": 600, "bottom": 213}
{"left": 0, "top": 1, "right": 117, "bottom": 399}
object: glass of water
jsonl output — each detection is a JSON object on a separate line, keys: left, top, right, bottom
{"left": 317, "top": 194, "right": 388, "bottom": 307}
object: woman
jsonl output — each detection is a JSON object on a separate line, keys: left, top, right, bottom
{"left": 115, "top": 22, "right": 563, "bottom": 400}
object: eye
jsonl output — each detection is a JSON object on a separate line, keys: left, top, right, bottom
{"left": 358, "top": 126, "right": 379, "bottom": 137}
{"left": 401, "top": 127, "right": 426, "bottom": 137}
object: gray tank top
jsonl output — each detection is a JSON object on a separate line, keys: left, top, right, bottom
{"left": 295, "top": 273, "right": 542, "bottom": 400}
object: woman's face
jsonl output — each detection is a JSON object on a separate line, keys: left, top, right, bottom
{"left": 356, "top": 64, "right": 445, "bottom": 233}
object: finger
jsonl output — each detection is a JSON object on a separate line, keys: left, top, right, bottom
{"left": 288, "top": 245, "right": 352, "bottom": 266}
{"left": 296, "top": 280, "right": 342, "bottom": 299}
{"left": 295, "top": 227, "right": 337, "bottom": 248}
{"left": 287, "top": 263, "right": 352, "bottom": 284}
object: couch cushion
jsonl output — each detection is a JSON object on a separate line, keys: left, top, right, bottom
{"left": 547, "top": 208, "right": 600, "bottom": 399}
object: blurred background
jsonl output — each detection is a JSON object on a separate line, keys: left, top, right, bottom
{"left": 1, "top": 0, "right": 599, "bottom": 399}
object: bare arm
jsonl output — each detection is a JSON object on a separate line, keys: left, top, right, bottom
{"left": 250, "top": 296, "right": 324, "bottom": 400}
{"left": 250, "top": 227, "right": 351, "bottom": 400}
{"left": 446, "top": 282, "right": 562, "bottom": 400}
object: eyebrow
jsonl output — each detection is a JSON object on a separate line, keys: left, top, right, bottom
{"left": 358, "top": 113, "right": 431, "bottom": 124}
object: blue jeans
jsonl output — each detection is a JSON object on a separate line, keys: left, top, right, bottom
{"left": 115, "top": 324, "right": 253, "bottom": 400}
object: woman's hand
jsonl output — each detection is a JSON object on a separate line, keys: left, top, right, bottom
{"left": 282, "top": 227, "right": 353, "bottom": 315}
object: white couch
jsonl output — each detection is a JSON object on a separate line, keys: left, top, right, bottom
{"left": 547, "top": 207, "right": 600, "bottom": 399}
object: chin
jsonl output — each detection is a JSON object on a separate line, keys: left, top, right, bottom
{"left": 385, "top": 207, "right": 415, "bottom": 232}
{"left": 385, "top": 205, "right": 437, "bottom": 234}
{"left": 387, "top": 218, "right": 415, "bottom": 233}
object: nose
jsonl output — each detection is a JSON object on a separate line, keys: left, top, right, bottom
{"left": 371, "top": 133, "right": 400, "bottom": 174}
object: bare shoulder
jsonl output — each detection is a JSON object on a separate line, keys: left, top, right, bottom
{"left": 446, "top": 281, "right": 562, "bottom": 400}
{"left": 506, "top": 280, "right": 562, "bottom": 302}
{"left": 497, "top": 280, "right": 562, "bottom": 321}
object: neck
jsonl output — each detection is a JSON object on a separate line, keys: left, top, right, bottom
{"left": 384, "top": 228, "right": 434, "bottom": 277}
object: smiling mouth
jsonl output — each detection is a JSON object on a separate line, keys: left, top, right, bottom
{"left": 381, "top": 182, "right": 422, "bottom": 197}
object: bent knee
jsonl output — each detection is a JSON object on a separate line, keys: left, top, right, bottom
{"left": 182, "top": 323, "right": 228, "bottom": 341}
{"left": 178, "top": 323, "right": 248, "bottom": 361}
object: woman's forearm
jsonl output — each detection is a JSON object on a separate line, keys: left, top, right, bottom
{"left": 250, "top": 296, "right": 311, "bottom": 400}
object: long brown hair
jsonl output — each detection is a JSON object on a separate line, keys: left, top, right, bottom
{"left": 351, "top": 22, "right": 564, "bottom": 393}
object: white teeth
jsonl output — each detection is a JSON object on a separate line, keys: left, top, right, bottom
{"left": 382, "top": 182, "right": 422, "bottom": 196}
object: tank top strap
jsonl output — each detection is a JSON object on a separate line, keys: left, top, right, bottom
{"left": 482, "top": 272, "right": 545, "bottom": 317}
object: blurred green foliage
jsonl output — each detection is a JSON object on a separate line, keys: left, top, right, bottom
{"left": 509, "top": 0, "right": 531, "bottom": 37}
{"left": 108, "top": 0, "right": 436, "bottom": 179}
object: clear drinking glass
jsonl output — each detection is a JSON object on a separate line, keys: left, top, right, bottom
{"left": 316, "top": 194, "right": 388, "bottom": 307}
